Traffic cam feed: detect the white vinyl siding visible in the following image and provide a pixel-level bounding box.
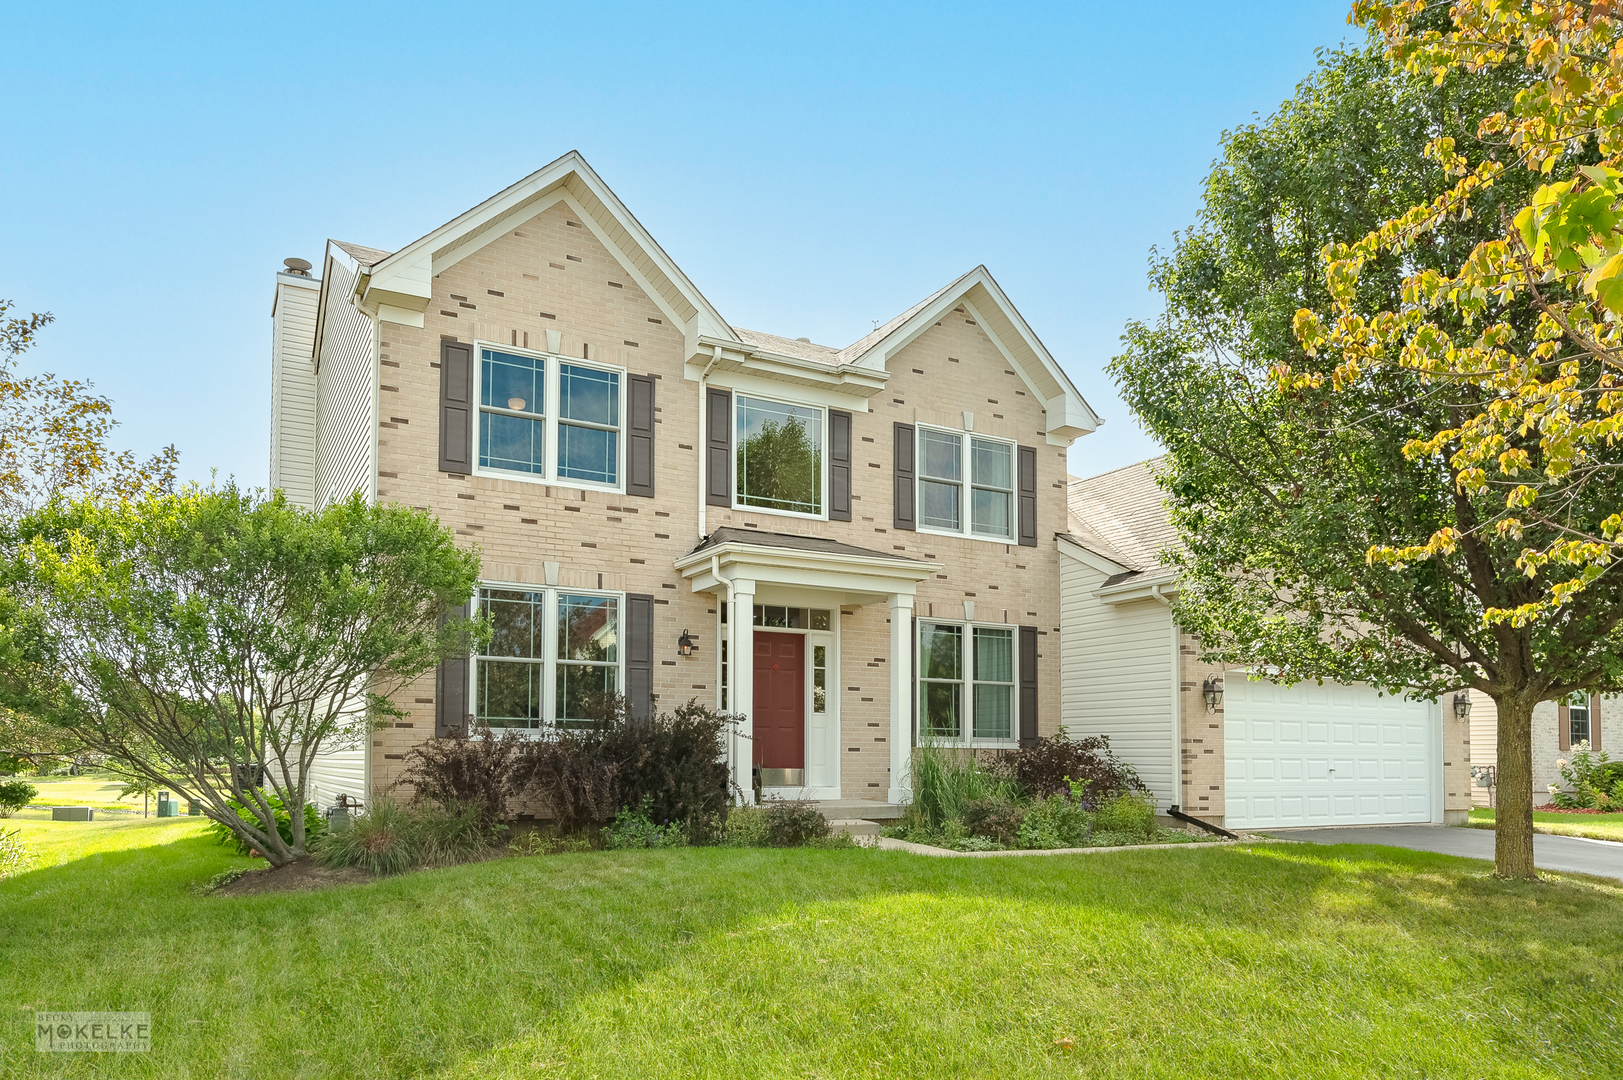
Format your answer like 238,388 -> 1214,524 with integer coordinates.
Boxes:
1057,553 -> 1175,804
315,258 -> 377,508
269,276 -> 319,509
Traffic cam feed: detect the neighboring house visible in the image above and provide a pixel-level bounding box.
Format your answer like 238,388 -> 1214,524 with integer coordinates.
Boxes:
1465,691 -> 1618,807
1058,459 -> 1474,830
268,151 -> 1098,811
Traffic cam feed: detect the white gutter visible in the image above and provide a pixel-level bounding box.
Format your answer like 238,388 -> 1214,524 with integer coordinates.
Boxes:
1150,582 -> 1181,812
697,343 -> 722,540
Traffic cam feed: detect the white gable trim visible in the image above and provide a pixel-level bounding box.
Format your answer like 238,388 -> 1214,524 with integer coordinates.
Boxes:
1057,532 -> 1131,577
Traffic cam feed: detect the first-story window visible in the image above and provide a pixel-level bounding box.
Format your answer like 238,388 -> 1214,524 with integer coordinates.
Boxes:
918,621 -> 1016,743
475,585 -> 620,730
477,344 -> 622,488
736,395 -> 824,515
1570,697 -> 1592,747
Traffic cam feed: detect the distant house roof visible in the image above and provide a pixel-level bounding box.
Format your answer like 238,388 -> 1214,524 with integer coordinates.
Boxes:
331,240 -> 393,267
1065,457 -> 1182,574
690,527 -> 926,564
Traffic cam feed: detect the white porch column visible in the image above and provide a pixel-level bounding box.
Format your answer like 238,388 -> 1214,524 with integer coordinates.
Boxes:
888,593 -> 914,804
731,577 -> 757,803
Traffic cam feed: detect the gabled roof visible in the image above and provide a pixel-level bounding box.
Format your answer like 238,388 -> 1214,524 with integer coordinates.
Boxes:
1065,457 -> 1182,574
331,240 -> 392,267
690,527 -> 926,564
347,150 -> 738,341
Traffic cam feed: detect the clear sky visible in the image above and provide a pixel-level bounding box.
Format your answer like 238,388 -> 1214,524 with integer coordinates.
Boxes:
1,1 -> 1357,488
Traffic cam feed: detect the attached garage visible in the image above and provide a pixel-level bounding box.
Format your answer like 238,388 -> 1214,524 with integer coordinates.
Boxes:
1224,677 -> 1439,830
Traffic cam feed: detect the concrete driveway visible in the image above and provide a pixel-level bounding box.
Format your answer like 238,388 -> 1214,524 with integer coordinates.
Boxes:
1273,825 -> 1623,882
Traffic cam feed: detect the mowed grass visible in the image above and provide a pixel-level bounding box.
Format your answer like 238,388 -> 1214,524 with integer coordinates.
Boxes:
14,771 -> 150,814
1469,806 -> 1623,843
1,822 -> 1620,1078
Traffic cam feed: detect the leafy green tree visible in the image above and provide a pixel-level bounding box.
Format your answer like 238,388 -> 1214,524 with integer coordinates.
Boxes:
1109,35 -> 1623,878
6,483 -> 484,866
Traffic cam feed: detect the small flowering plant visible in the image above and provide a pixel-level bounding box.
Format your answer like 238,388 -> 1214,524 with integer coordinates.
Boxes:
1550,744 -> 1621,810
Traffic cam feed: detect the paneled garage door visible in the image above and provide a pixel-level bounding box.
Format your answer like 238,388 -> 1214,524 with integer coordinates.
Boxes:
1224,678 -> 1435,829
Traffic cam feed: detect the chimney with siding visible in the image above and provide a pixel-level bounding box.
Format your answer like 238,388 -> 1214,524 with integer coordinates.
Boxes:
270,258 -> 320,509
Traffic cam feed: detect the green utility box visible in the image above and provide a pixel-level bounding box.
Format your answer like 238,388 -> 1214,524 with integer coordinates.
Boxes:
156,790 -> 178,818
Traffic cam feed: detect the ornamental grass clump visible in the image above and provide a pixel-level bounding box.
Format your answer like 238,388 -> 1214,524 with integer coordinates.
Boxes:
311,799 -> 501,875
0,828 -> 30,879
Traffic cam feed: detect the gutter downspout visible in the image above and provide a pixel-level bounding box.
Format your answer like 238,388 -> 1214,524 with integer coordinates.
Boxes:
1150,583 -> 1180,817
697,344 -> 723,540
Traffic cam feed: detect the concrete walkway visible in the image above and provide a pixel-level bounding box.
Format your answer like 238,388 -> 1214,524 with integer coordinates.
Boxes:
1275,825 -> 1623,882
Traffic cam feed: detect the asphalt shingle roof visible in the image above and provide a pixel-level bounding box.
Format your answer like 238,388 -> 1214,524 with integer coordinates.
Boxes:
1065,457 -> 1182,574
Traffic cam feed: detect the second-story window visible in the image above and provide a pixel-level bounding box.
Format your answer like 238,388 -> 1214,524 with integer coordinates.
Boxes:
477,345 -> 622,488
917,426 -> 1014,540
736,395 -> 824,516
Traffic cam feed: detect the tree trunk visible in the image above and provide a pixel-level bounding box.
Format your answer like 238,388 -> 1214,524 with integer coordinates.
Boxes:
1493,694 -> 1538,879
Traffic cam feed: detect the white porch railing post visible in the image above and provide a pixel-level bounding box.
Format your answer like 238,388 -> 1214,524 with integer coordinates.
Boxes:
888,593 -> 914,804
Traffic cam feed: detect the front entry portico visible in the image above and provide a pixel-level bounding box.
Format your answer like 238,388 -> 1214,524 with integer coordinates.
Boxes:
675,528 -> 935,803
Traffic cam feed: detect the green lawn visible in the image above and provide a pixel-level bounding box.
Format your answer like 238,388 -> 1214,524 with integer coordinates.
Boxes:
1,820 -> 1619,1078
1469,806 -> 1623,842
12,771 -> 153,815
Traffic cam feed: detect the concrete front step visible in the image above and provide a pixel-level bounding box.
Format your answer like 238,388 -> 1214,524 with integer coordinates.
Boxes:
813,799 -> 905,822
827,819 -> 883,838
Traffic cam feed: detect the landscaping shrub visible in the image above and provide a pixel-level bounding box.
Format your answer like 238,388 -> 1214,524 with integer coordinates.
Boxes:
961,797 -> 1025,845
311,799 -> 499,874
206,790 -> 324,855
0,780 -> 38,818
1551,745 -> 1623,810
509,829 -> 594,856
1016,794 -> 1090,849
602,799 -> 689,849
910,741 -> 1018,828
1091,791 -> 1159,844
0,827 -> 29,879
762,799 -> 830,847
515,695 -> 735,834
720,805 -> 772,847
994,730 -> 1145,804
398,725 -> 528,828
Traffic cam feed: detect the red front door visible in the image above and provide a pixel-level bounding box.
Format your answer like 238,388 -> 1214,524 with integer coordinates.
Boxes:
753,632 -> 805,769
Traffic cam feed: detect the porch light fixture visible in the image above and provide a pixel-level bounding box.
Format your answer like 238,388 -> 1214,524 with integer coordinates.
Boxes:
1453,691 -> 1472,720
677,629 -> 697,658
1202,676 -> 1224,713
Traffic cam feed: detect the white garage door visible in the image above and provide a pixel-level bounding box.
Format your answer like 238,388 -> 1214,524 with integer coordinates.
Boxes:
1224,678 -> 1435,829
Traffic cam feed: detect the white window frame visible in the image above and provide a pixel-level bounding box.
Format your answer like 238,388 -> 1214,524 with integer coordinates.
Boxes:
732,392 -> 829,521
1570,696 -> 1593,747
471,340 -> 626,493
916,618 -> 1020,748
470,581 -> 625,734
914,424 -> 1016,543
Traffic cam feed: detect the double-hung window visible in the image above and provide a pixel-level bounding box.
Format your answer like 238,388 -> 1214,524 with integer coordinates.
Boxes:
474,586 -> 621,731
917,426 -> 1014,540
477,344 -> 622,488
736,395 -> 824,516
917,621 -> 1016,744
1569,697 -> 1592,748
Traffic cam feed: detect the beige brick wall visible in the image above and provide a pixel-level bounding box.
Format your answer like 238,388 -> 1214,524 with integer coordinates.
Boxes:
357,199 -> 1066,799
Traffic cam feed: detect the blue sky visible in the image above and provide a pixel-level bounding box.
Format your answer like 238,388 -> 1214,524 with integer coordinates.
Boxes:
1,1 -> 1356,487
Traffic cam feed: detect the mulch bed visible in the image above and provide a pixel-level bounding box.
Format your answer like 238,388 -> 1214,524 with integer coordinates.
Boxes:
1532,804 -> 1617,815
215,860 -> 375,896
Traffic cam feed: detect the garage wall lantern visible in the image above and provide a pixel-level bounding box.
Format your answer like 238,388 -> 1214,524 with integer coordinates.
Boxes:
1452,691 -> 1472,720
1202,676 -> 1224,713
677,629 -> 697,658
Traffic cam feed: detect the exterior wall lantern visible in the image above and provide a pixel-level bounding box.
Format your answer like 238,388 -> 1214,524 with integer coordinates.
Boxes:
1452,691 -> 1473,720
1201,676 -> 1224,713
677,629 -> 697,658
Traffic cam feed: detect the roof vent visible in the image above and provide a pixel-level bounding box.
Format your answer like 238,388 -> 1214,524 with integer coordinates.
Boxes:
795,336 -> 811,343
283,258 -> 313,276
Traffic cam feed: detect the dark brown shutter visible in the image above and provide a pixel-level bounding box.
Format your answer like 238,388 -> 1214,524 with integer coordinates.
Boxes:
1017,444 -> 1038,547
438,340 -> 475,474
1018,625 -> 1039,744
1559,703 -> 1570,752
625,593 -> 655,722
1592,697 -> 1601,750
829,409 -> 852,521
706,387 -> 732,507
626,374 -> 655,498
893,422 -> 915,531
435,602 -> 472,738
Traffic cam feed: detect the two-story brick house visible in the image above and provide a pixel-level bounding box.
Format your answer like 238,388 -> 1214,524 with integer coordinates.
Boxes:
269,151 -> 1097,811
